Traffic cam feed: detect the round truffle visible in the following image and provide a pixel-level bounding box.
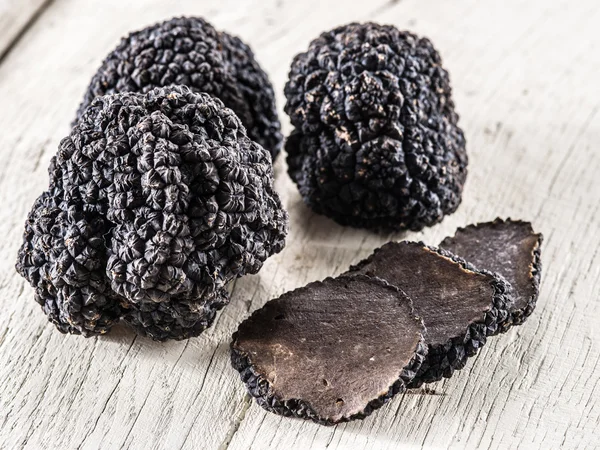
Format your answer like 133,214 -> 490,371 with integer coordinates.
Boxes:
231,275 -> 427,425
16,86 -> 288,340
76,16 -> 282,159
284,22 -> 467,231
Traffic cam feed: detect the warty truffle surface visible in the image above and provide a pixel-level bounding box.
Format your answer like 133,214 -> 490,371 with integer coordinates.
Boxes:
77,17 -> 282,158
16,86 -> 288,340
284,22 -> 467,231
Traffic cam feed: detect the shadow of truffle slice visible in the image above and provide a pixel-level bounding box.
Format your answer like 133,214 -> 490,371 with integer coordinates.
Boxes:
440,218 -> 543,331
230,275 -> 427,425
348,242 -> 511,387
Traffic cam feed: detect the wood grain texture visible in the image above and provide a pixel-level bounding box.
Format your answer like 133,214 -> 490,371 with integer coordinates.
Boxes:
0,0 -> 52,60
0,0 -> 598,449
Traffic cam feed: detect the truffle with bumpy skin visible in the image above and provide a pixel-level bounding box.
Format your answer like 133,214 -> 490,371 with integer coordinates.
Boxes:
124,287 -> 230,341
231,275 -> 427,425
284,22 -> 467,231
348,241 -> 511,387
16,86 -> 288,340
16,192 -> 124,337
440,219 -> 543,331
76,17 -> 282,159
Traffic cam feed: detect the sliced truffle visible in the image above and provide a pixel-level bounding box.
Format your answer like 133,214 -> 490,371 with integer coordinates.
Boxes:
231,275 -> 427,425
440,219 -> 543,330
348,242 -> 511,386
284,22 -> 467,231
76,17 -> 282,158
16,86 -> 288,339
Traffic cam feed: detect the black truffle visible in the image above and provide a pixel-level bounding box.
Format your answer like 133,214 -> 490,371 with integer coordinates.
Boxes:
231,275 -> 427,425
16,86 -> 288,340
76,17 -> 282,159
124,287 -> 230,341
440,219 -> 543,330
348,242 -> 511,387
16,193 -> 124,336
284,22 -> 467,231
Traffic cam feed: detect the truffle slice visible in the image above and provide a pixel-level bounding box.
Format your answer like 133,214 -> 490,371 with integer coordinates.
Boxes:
348,242 -> 511,387
231,275 -> 427,425
440,219 -> 543,330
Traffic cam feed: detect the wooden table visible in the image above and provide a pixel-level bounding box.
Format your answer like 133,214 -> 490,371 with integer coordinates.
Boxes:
1,1 -> 598,448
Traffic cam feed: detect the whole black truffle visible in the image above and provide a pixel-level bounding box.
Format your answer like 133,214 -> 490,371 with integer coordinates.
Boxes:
348,241 -> 511,386
76,17 -> 282,159
16,86 -> 288,340
284,23 -> 467,231
231,275 -> 427,425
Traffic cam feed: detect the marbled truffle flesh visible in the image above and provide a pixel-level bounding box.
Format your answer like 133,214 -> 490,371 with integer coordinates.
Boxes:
231,275 -> 427,424
349,241 -> 511,386
440,218 -> 543,330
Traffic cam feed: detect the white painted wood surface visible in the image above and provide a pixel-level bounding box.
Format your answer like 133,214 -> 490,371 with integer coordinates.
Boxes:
0,0 -> 598,448
0,0 -> 49,59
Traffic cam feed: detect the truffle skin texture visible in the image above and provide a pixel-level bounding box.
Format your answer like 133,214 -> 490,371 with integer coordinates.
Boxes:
15,192 -> 124,337
16,86 -> 288,340
231,275 -> 428,425
284,22 -> 467,231
348,242 -> 512,387
124,288 -> 230,341
440,218 -> 543,331
76,17 -> 282,159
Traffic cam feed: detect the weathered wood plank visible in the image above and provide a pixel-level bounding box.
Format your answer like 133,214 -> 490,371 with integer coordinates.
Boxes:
0,0 -> 598,449
0,0 -> 51,60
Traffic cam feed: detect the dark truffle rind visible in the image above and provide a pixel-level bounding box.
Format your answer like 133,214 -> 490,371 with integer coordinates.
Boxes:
76,17 -> 282,158
15,192 -> 124,336
348,242 -> 511,387
440,218 -> 543,331
16,86 -> 288,339
231,275 -> 428,425
124,288 -> 230,341
284,22 -> 467,231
